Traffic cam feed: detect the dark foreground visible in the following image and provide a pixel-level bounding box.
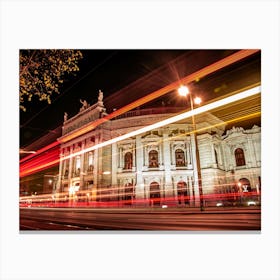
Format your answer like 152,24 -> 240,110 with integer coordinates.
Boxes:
20,207 -> 261,231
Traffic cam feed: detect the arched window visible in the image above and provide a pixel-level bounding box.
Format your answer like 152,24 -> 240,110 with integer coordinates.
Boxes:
235,148 -> 246,166
64,159 -> 69,178
150,182 -> 160,206
87,152 -> 93,171
177,181 -> 190,205
74,156 -> 81,176
124,152 -> 133,170
64,169 -> 69,178
175,149 -> 185,167
124,183 -> 134,205
238,178 -> 251,192
149,150 -> 159,168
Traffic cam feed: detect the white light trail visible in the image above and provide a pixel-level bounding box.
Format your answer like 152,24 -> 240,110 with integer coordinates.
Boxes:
63,85 -> 261,160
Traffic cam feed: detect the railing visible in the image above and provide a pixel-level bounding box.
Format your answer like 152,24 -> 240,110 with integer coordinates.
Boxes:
114,107 -> 185,120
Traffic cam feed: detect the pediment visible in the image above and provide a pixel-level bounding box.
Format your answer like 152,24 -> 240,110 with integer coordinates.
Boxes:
142,132 -> 161,139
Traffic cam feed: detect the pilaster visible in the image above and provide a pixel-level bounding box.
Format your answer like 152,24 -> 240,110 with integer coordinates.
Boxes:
135,135 -> 145,205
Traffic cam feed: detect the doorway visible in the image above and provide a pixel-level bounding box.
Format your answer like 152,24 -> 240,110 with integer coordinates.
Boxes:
149,182 -> 161,206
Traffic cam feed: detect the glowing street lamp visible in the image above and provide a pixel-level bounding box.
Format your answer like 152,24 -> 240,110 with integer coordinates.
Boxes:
178,85 -> 204,211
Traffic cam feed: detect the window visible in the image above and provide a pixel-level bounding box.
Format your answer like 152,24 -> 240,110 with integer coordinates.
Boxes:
238,178 -> 252,192
150,182 -> 160,206
64,169 -> 69,179
235,148 -> 246,166
175,149 -> 185,167
75,156 -> 81,169
63,184 -> 68,192
124,183 -> 134,205
88,152 -> 93,171
149,150 -> 159,168
86,180 -> 93,190
64,159 -> 69,178
124,152 -> 133,170
177,181 -> 190,205
74,156 -> 81,176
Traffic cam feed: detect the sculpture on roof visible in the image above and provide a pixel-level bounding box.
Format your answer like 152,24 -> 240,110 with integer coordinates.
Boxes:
98,90 -> 103,102
79,99 -> 89,111
64,112 -> 68,122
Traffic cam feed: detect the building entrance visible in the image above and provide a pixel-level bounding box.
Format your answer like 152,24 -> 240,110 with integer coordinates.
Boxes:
177,181 -> 190,205
149,182 -> 161,206
124,183 -> 134,205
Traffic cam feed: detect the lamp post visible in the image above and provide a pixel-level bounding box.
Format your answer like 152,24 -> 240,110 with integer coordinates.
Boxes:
178,85 -> 205,211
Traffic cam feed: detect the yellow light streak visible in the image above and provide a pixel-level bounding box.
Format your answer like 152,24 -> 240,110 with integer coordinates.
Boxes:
59,49 -> 260,143
82,110 -> 261,166
63,85 -> 261,161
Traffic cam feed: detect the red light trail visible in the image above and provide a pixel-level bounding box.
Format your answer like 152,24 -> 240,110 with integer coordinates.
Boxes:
20,49 -> 260,178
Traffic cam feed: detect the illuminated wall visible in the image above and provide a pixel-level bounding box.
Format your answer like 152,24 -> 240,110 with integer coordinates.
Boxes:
56,97 -> 261,206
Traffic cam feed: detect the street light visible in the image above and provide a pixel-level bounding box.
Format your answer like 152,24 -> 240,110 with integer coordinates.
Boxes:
178,85 -> 205,211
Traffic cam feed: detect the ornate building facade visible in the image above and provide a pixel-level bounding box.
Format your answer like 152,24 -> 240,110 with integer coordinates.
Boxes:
56,92 -> 261,207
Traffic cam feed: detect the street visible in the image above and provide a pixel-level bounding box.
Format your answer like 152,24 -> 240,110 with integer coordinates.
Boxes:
20,207 -> 261,231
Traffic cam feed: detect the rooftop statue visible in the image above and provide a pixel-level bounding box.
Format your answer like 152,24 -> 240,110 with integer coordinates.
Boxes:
64,112 -> 68,122
80,99 -> 89,111
98,90 -> 103,102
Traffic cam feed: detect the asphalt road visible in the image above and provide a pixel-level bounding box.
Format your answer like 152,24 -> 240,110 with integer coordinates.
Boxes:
20,207 -> 261,231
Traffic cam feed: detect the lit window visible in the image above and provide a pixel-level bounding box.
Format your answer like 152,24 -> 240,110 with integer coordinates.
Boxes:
175,149 -> 185,167
88,152 -> 93,171
88,152 -> 93,165
149,150 -> 159,168
124,183 -> 134,205
235,148 -> 246,166
75,156 -> 81,176
75,156 -> 81,169
124,152 -> 133,170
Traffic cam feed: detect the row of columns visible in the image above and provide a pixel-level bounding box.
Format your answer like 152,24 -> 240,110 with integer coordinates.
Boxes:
56,133 -> 202,206
57,140 -> 100,193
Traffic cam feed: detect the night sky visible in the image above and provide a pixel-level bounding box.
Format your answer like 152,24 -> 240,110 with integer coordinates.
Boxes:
20,49 -> 190,147
20,49 -> 261,148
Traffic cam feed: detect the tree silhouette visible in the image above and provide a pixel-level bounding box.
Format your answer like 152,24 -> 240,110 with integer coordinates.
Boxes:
20,49 -> 83,111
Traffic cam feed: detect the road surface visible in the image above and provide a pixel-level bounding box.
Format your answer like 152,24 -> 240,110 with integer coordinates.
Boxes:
20,207 -> 261,231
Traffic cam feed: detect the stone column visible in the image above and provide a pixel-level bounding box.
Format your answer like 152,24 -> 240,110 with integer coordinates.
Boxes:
187,140 -> 192,167
211,143 -> 217,168
221,142 -> 228,170
162,130 -> 173,202
170,143 -> 175,166
159,141 -> 163,166
144,145 -> 149,167
247,136 -> 257,168
80,141 -> 85,190
190,134 -> 200,207
56,151 -> 63,194
68,145 -> 73,183
111,142 -> 118,188
188,176 -> 195,206
135,135 -> 145,205
253,137 -> 261,167
119,147 -> 123,168
132,143 -> 136,169
92,142 -> 99,202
